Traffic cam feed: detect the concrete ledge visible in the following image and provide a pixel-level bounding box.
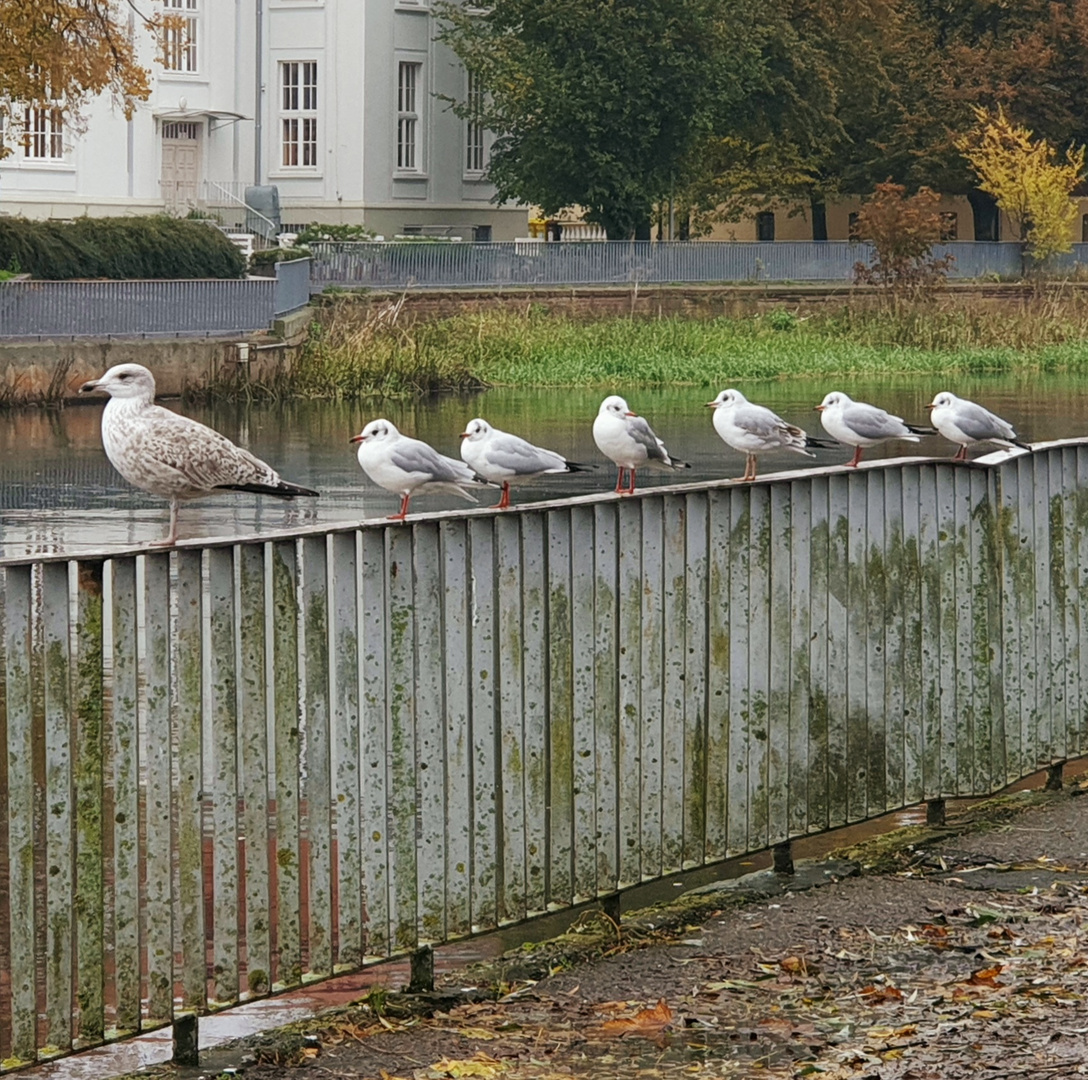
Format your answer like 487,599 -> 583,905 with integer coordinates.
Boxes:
272,305 -> 315,342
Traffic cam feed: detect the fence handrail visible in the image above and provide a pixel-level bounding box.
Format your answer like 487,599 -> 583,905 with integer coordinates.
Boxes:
0,442 -> 1049,570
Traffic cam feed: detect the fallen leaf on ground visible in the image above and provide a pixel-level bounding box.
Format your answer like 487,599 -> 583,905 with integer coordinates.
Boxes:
599,998 -> 675,1039
967,964 -> 1005,987
859,984 -> 904,1003
418,1052 -> 508,1079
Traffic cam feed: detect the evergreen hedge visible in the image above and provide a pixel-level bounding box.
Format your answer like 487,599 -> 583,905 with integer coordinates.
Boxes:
0,215 -> 247,280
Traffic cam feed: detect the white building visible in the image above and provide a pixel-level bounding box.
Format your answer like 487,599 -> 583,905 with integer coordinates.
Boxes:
0,1 -> 525,241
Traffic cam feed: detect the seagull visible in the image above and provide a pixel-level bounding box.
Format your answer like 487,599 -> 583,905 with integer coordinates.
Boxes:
816,390 -> 935,467
592,395 -> 690,494
707,388 -> 837,481
78,363 -> 318,545
459,418 -> 592,509
351,418 -> 491,519
926,391 -> 1031,461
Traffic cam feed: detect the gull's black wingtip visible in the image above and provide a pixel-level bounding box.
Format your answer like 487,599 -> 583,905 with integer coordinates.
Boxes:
216,480 -> 320,498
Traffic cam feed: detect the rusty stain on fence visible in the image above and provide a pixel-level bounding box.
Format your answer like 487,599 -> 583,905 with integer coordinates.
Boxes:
0,441 -> 1086,1067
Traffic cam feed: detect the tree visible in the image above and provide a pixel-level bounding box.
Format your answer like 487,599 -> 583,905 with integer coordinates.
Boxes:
0,0 -> 156,158
435,0 -> 772,240
853,181 -> 954,293
956,106 -> 1086,264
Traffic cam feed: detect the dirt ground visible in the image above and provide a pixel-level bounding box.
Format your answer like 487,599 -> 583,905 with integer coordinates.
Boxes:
188,784 -> 1088,1080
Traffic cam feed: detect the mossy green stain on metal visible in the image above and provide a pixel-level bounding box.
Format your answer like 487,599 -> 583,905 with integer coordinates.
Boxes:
73,566 -> 105,1040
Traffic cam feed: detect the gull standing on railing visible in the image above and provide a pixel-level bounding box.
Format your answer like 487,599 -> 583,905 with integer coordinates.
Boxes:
707,388 -> 837,481
816,390 -> 934,467
78,363 -> 319,546
459,418 -> 592,509
351,418 -> 493,520
592,395 -> 690,494
927,391 -> 1031,461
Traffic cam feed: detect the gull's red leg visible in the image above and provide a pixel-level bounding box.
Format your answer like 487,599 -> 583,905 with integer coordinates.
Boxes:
614,467 -> 626,493
953,445 -> 968,462
627,469 -> 637,494
389,493 -> 410,520
498,482 -> 511,510
850,446 -> 863,468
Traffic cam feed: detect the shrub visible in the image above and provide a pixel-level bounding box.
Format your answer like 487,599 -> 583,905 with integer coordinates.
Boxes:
853,183 -> 954,295
249,246 -> 312,274
294,222 -> 375,244
0,215 -> 246,279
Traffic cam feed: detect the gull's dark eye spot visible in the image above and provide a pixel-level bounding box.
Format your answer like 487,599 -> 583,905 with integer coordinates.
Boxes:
119,373 -> 131,380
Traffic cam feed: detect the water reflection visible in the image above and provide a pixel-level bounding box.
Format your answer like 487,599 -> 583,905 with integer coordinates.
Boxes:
2,373 -> 1087,557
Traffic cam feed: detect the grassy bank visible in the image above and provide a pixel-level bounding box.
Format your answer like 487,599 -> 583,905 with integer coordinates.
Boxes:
283,293 -> 1088,398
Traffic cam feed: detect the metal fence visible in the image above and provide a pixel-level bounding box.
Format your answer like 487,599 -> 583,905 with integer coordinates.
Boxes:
273,257 -> 312,317
0,260 -> 311,339
0,442 -> 1085,1067
311,239 -> 1088,289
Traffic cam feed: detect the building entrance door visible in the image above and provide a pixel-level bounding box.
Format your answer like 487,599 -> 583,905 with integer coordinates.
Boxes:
161,121 -> 202,212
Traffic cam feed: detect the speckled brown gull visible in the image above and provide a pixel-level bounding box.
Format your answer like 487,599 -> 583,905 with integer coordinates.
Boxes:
79,363 -> 318,545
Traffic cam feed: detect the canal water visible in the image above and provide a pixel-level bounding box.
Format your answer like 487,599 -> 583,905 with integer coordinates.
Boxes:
2,373 -> 1087,557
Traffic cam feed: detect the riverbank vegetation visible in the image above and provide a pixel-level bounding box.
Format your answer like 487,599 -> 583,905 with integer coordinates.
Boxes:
280,291 -> 1088,398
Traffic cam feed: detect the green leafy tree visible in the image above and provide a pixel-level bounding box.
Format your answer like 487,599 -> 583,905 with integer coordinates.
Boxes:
435,0 -> 772,240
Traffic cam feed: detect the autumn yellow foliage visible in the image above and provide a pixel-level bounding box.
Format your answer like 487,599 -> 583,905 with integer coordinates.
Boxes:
0,0 -> 155,157
957,106 -> 1086,264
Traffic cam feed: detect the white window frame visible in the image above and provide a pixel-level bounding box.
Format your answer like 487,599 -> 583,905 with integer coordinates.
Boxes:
464,69 -> 486,178
161,0 -> 199,75
22,105 -> 65,162
279,60 -> 319,170
396,60 -> 423,174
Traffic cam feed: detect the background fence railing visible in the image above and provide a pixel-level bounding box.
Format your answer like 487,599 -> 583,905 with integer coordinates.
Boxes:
0,442 -> 1085,1067
311,239 -> 1088,289
0,259 -> 311,340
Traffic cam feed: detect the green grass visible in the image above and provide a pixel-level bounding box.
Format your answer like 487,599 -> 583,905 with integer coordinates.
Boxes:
277,295 -> 1088,398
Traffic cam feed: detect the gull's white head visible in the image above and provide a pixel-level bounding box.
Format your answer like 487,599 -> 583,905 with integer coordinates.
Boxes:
79,363 -> 156,402
460,418 -> 492,442
599,395 -> 634,418
706,388 -> 747,409
928,391 -> 956,411
350,418 -> 400,445
816,391 -> 849,412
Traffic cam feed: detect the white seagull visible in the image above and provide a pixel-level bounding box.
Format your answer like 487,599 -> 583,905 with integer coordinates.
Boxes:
592,395 -> 690,494
816,390 -> 934,467
78,363 -> 318,546
351,418 -> 491,519
459,418 -> 591,509
707,388 -> 837,481
926,391 -> 1030,461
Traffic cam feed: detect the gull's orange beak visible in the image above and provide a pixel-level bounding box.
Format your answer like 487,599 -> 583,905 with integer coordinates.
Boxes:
459,431 -> 471,439
625,411 -> 637,417
924,403 -> 935,410
815,405 -> 825,412
349,434 -> 365,444
705,401 -> 717,408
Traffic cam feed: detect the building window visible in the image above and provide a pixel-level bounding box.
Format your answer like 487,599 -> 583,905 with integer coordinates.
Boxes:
397,61 -> 422,171
280,61 -> 318,167
848,211 -> 860,239
465,70 -> 485,174
940,212 -> 958,241
23,106 -> 64,160
162,0 -> 198,73
1081,214 -> 1088,243
755,211 -> 775,242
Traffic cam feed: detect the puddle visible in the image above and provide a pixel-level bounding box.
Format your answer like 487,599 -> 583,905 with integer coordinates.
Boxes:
18,759 -> 1085,1080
